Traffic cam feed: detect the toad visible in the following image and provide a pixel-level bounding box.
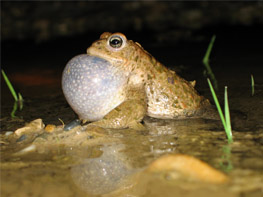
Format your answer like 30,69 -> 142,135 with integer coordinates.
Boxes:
63,32 -> 211,130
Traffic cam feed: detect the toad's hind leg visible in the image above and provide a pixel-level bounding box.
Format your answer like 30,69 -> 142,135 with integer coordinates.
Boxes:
88,99 -> 147,130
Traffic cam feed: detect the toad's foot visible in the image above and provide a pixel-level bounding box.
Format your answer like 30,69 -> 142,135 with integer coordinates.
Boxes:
88,99 -> 147,130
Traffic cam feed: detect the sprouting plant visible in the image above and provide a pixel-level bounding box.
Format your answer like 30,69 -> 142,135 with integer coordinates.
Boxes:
1,69 -> 24,117
208,78 -> 233,143
251,74 -> 255,96
203,35 -> 218,90
202,35 -> 232,142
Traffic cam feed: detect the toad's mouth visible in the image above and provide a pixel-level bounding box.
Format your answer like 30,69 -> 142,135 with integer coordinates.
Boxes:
87,47 -> 125,65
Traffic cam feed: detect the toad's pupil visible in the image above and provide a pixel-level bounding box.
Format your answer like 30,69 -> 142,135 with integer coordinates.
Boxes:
110,37 -> 122,48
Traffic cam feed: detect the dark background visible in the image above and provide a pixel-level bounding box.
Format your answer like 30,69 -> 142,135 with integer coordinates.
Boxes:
1,1 -> 262,127
2,1 -> 262,72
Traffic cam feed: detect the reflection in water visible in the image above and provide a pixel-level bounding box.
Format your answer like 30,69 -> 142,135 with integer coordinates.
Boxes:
70,144 -> 133,195
220,145 -> 233,172
70,117 -> 221,195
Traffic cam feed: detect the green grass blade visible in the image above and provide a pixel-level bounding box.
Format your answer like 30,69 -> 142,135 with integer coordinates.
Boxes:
203,35 -> 218,90
207,78 -> 227,132
251,74 -> 254,96
18,93 -> 24,110
1,69 -> 18,101
11,101 -> 18,118
224,86 -> 232,143
203,35 -> 216,63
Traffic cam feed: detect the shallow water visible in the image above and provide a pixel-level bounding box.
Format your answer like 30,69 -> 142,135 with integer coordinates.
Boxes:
1,118 -> 262,197
1,36 -> 263,196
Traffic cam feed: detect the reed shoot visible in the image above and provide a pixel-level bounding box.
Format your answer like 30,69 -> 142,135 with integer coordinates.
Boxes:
251,74 -> 255,96
203,35 -> 218,90
1,69 -> 24,117
208,78 -> 233,143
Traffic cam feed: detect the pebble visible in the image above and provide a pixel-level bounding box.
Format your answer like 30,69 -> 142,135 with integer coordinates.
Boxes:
146,154 -> 229,184
5,131 -> 14,136
14,119 -> 45,136
16,134 -> 27,142
13,144 -> 36,156
45,124 -> 56,133
64,119 -> 81,131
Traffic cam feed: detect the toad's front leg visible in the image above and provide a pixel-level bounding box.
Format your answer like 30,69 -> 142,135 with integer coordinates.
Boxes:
88,87 -> 147,130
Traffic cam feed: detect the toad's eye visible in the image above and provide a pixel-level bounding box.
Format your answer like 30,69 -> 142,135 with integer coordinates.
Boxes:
109,35 -> 123,48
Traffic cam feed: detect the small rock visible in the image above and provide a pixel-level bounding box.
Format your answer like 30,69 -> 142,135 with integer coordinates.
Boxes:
13,144 -> 36,156
16,134 -> 27,142
64,119 -> 81,131
45,124 -> 56,133
14,119 -> 45,136
14,126 -> 32,136
5,131 -> 13,136
27,118 -> 45,130
146,154 -> 229,184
